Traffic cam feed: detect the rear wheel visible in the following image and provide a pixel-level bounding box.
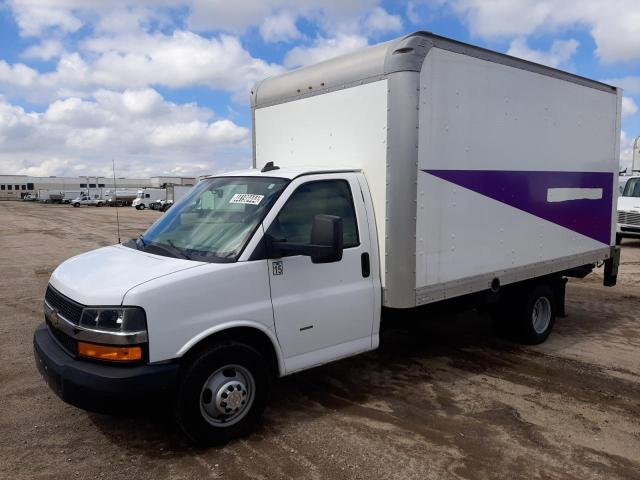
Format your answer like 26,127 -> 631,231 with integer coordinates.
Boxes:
175,342 -> 271,446
492,283 -> 556,344
73,203 -> 80,207
97,202 -> 103,207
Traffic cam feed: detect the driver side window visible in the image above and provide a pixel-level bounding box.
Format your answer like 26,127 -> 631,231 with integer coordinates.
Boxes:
269,179 -> 359,248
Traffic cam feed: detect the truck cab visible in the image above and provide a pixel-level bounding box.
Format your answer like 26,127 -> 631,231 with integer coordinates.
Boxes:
34,167 -> 381,444
616,176 -> 640,244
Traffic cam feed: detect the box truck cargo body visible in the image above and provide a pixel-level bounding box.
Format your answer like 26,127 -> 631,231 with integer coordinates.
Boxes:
34,32 -> 621,445
253,33 -> 621,308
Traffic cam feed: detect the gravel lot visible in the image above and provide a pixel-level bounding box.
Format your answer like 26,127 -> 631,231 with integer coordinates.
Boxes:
1,201 -> 639,480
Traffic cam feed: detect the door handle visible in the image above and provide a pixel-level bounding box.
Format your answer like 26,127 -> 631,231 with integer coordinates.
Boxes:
361,252 -> 370,278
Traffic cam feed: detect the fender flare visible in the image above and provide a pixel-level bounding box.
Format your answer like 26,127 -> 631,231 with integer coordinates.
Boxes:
176,320 -> 286,377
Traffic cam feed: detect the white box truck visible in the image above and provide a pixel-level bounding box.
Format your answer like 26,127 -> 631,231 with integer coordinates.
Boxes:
34,32 -> 621,445
132,188 -> 166,210
616,137 -> 640,243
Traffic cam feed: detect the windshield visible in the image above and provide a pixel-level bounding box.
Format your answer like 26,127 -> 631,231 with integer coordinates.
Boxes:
622,178 -> 640,197
128,176 -> 288,262
136,192 -> 144,198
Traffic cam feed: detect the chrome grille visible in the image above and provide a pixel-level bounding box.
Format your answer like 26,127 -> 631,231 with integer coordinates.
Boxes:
617,211 -> 640,227
45,285 -> 84,324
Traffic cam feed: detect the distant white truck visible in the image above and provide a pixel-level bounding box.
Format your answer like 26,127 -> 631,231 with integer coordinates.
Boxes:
71,194 -> 104,207
161,185 -> 193,211
133,188 -> 166,210
35,32 -> 621,446
616,175 -> 640,243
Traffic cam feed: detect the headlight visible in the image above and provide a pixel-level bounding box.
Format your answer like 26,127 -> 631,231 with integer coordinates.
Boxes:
79,307 -> 147,333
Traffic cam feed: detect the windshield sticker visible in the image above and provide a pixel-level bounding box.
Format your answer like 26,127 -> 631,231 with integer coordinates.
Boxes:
229,193 -> 264,205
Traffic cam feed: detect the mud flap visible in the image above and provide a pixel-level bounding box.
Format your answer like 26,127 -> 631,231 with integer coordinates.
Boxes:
603,246 -> 621,287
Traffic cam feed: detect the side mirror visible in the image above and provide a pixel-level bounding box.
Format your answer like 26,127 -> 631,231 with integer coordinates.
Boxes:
309,214 -> 343,263
268,214 -> 343,264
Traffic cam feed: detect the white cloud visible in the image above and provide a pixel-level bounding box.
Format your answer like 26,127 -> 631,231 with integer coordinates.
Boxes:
444,0 -> 640,63
0,90 -> 250,177
364,7 -> 402,34
0,32 -> 283,103
22,39 -> 65,60
622,96 -> 638,118
260,11 -> 301,43
284,34 -> 369,68
605,76 -> 640,94
187,0 -> 379,33
0,60 -> 39,87
9,1 -> 83,36
620,131 -> 635,170
506,37 -> 579,68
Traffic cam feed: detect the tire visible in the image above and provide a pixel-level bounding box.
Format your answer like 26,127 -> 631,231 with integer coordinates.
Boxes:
517,284 -> 556,345
491,283 -> 556,344
616,233 -> 623,245
139,204 -> 145,210
97,202 -> 103,207
73,203 -> 80,207
175,342 -> 271,446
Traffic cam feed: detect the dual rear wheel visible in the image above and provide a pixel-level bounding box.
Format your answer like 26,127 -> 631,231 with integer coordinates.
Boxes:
492,282 -> 557,344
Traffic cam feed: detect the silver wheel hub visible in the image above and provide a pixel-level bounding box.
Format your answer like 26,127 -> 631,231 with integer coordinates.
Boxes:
216,381 -> 247,413
532,297 -> 551,334
200,364 -> 255,426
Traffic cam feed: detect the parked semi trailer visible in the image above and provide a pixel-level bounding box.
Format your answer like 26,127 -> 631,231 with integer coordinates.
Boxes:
105,189 -> 138,207
34,32 -> 621,445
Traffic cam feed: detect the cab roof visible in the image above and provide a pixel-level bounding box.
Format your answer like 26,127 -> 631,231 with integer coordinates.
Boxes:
205,166 -> 360,181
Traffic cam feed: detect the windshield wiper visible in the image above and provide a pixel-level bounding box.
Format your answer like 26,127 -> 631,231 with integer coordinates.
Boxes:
136,234 -> 146,250
166,239 -> 192,260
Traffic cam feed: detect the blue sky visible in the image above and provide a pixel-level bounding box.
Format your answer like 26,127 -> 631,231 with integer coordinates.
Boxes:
0,0 -> 638,177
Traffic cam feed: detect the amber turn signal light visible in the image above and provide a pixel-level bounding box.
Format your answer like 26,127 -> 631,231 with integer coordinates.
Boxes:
78,342 -> 143,362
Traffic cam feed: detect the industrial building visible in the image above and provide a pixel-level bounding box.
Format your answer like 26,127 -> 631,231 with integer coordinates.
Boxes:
0,175 -> 196,200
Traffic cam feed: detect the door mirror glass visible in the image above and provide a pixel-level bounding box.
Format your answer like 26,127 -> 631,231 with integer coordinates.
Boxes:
309,214 -> 343,263
268,214 -> 343,263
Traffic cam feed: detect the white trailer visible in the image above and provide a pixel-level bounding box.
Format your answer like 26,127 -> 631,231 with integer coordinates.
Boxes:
35,32 -> 621,446
132,188 -> 166,210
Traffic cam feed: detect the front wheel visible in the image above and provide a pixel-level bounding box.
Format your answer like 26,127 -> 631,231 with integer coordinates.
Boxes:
73,203 -> 80,207
175,342 -> 271,446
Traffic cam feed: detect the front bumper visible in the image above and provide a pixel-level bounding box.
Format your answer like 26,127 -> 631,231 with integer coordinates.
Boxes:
617,224 -> 640,237
33,323 -> 179,411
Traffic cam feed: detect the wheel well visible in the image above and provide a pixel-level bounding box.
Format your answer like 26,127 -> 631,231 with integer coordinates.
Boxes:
182,327 -> 280,378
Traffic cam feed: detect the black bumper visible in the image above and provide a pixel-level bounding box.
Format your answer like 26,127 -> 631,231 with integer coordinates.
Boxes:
33,323 -> 179,412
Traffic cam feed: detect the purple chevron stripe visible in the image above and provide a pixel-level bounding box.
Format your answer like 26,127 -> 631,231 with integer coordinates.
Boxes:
423,169 -> 613,244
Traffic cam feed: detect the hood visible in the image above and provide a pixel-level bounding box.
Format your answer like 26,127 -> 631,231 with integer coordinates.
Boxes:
50,244 -> 205,305
617,196 -> 640,213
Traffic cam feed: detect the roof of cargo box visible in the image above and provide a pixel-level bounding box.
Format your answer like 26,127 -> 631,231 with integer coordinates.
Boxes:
251,31 -> 617,109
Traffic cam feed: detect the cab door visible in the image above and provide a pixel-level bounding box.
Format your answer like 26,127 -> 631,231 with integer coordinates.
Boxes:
263,174 -> 376,373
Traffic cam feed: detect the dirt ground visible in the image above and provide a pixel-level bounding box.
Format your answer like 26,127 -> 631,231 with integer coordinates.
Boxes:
0,201 -> 638,480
